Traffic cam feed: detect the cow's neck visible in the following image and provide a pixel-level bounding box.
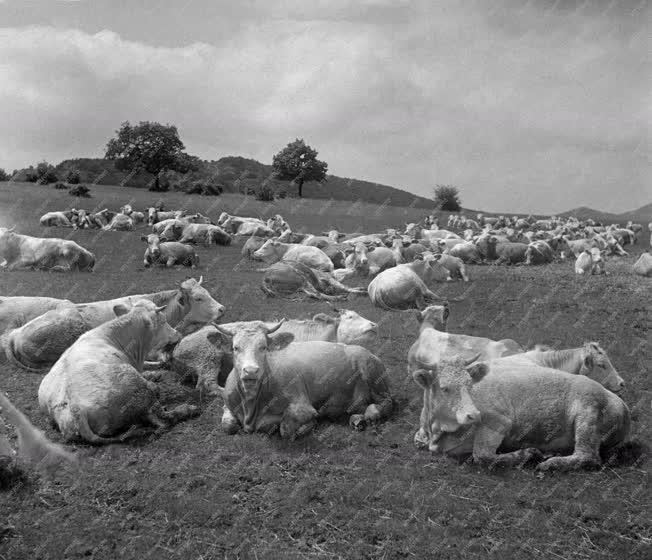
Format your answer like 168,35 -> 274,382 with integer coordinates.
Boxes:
105,314 -> 153,371
539,348 -> 582,374
143,289 -> 189,329
237,366 -> 271,432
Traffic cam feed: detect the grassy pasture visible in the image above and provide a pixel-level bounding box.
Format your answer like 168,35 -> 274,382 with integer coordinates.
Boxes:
0,181 -> 650,560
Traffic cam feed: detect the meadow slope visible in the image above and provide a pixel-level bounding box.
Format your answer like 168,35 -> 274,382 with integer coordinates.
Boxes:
0,181 -> 650,560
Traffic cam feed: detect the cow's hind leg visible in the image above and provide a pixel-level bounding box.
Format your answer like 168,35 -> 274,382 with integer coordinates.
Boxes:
536,411 -> 601,472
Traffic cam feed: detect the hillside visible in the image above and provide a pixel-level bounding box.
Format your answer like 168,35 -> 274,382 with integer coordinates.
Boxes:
10,157 -> 436,210
560,205 -> 651,226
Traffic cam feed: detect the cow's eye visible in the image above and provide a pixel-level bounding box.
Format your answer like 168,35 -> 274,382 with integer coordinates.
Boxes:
233,346 -> 241,352
441,386 -> 449,394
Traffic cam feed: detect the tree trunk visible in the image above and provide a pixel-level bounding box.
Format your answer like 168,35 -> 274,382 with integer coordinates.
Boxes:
155,174 -> 160,191
297,178 -> 304,197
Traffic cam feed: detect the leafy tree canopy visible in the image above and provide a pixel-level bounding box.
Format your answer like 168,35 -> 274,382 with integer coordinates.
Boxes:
433,184 -> 461,212
272,138 -> 328,197
105,121 -> 193,190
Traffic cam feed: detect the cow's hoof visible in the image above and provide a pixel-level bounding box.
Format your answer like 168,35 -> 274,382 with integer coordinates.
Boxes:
349,414 -> 366,431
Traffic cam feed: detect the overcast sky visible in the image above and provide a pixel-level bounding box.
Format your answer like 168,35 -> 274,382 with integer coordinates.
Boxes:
0,0 -> 649,214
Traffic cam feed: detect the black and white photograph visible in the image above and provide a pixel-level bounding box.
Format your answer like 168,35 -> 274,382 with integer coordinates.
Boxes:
0,1 -> 650,558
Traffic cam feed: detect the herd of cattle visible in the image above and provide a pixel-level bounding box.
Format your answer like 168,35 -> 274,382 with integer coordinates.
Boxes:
0,203 -> 650,479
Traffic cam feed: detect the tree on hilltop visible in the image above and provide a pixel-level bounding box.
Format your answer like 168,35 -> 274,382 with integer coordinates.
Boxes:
433,185 -> 461,211
272,138 -> 328,197
105,121 -> 196,191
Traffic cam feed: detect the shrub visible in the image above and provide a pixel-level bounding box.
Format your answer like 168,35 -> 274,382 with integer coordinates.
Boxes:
65,169 -> 81,184
277,189 -> 287,199
433,185 -> 461,211
255,184 -> 275,202
36,161 -> 58,184
53,182 -> 69,190
182,181 -> 223,196
0,168 -> 9,181
69,184 -> 91,198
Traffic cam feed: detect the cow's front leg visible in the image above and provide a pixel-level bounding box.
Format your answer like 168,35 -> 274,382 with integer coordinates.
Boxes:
221,408 -> 240,434
166,257 -> 176,268
280,403 -> 318,440
472,423 -> 541,469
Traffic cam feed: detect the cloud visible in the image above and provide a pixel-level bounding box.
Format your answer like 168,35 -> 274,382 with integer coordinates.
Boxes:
0,2 -> 649,213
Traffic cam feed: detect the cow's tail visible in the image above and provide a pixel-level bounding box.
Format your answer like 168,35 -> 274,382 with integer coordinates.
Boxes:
75,408 -> 146,446
3,333 -> 46,372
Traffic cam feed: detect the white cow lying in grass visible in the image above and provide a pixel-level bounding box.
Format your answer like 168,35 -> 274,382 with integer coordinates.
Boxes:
253,239 -> 334,273
171,309 -> 378,395
215,321 -> 393,437
39,300 -> 200,444
142,234 -> 199,268
0,227 -> 95,271
633,252 -> 652,277
414,358 -> 630,471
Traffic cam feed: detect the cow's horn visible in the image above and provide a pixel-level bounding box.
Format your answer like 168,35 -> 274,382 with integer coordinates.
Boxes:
7,226 -> 15,232
155,305 -> 167,313
264,319 -> 286,334
213,323 -> 236,337
464,353 -> 481,366
198,275 -> 203,285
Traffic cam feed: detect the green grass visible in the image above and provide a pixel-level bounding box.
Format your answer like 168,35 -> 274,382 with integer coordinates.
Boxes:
0,181 -> 650,560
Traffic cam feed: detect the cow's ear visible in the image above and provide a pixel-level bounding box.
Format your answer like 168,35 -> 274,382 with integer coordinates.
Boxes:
113,304 -> 130,317
466,362 -> 488,382
412,369 -> 433,389
269,332 -> 294,351
583,354 -> 593,368
367,246 -> 376,252
443,305 -> 450,321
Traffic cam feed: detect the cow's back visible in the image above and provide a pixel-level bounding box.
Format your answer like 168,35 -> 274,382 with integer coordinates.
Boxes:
0,296 -> 74,337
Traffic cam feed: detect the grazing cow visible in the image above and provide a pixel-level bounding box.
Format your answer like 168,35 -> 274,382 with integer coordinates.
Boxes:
142,234 -> 198,268
447,242 -> 482,264
215,321 -> 393,437
261,261 -> 366,301
177,224 -> 231,246
499,342 -> 625,393
0,228 -> 94,272
417,359 -> 630,471
4,278 -> 225,370
335,242 -> 397,280
104,213 -> 134,231
39,212 -> 72,227
38,300 -> 200,444
0,391 -> 77,476
253,240 -> 334,272
633,252 -> 652,277
431,253 -> 468,281
171,309 -> 377,394
367,254 -> 451,310
574,249 -> 604,275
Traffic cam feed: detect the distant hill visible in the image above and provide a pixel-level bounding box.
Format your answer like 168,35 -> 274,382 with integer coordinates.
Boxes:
23,156 -> 436,210
560,204 -> 651,225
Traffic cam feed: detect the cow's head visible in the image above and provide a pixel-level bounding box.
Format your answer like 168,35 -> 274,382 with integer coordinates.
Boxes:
330,308 -> 378,346
353,242 -> 370,267
147,207 -> 157,225
580,342 -> 625,393
114,299 -> 182,354
142,234 -> 162,258
253,239 -> 282,261
214,320 -> 292,395
418,304 -> 449,331
177,277 -> 225,324
217,212 -> 230,226
413,356 -> 487,450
